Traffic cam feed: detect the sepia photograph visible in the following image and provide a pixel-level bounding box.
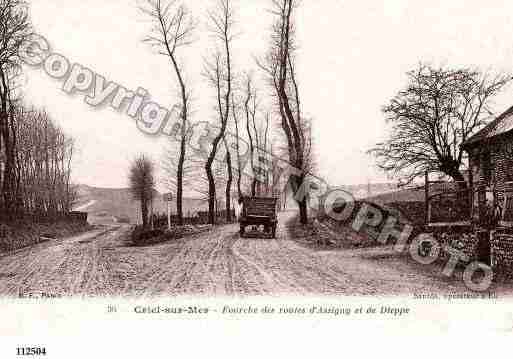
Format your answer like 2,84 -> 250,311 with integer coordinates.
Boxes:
1,0 -> 513,357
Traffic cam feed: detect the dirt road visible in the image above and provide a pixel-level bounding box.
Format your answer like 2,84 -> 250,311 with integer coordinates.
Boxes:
0,211 -> 479,297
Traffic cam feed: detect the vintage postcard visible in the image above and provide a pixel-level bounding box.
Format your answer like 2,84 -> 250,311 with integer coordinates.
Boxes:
0,0 -> 513,357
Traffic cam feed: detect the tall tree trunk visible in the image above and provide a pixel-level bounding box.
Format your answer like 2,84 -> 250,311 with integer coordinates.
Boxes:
176,165 -> 183,225
291,174 -> 308,223
442,162 -> 468,207
232,96 -> 242,200
297,196 -> 308,225
244,83 -> 256,197
206,161 -> 216,225
141,198 -> 149,228
176,118 -> 186,226
277,0 -> 307,224
0,68 -> 15,220
440,158 -> 467,188
251,179 -> 257,197
225,139 -> 233,222
204,0 -> 233,224
450,171 -> 467,188
169,53 -> 188,226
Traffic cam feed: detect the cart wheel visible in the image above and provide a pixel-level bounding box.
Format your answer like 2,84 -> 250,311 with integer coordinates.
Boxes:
240,225 -> 245,238
272,224 -> 277,239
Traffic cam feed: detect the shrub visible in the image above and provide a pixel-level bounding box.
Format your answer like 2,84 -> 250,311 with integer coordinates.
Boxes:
116,215 -> 131,224
131,227 -> 165,246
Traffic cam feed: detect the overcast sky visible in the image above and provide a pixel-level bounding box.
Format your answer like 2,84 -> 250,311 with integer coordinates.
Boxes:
21,0 -> 513,190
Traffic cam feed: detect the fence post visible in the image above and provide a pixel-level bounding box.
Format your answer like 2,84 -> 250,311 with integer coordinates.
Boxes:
425,171 -> 430,224
469,163 -> 474,220
167,200 -> 171,230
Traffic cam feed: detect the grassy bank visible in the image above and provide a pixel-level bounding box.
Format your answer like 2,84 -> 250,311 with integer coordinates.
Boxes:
284,199 -> 422,250
0,220 -> 93,253
131,224 -> 213,247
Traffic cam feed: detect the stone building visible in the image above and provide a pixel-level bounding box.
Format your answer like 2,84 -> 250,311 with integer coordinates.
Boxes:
462,105 -> 513,276
462,105 -> 513,219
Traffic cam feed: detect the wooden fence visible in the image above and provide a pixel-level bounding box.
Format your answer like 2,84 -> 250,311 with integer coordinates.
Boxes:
152,210 -> 236,227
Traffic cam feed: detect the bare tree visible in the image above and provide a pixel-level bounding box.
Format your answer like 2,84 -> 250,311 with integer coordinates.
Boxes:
203,0 -> 235,225
259,111 -> 271,195
223,136 -> 233,222
141,0 -> 195,225
270,141 -> 283,208
0,0 -> 31,218
14,106 -> 77,219
243,73 -> 258,197
231,92 -> 243,200
128,154 -> 156,228
259,0 -> 309,224
188,154 -> 227,202
161,141 -> 196,199
369,64 -> 512,186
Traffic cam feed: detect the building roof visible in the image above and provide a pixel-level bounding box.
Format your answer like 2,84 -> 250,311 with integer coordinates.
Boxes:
463,105 -> 513,148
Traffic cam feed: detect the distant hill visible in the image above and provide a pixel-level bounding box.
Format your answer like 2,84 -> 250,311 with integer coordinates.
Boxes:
363,185 -> 426,225
74,185 -> 208,224
73,182 -> 418,225
339,183 -> 397,199
364,186 -> 425,205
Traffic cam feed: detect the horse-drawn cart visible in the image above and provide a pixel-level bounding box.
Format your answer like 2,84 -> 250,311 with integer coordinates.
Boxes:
239,197 -> 278,238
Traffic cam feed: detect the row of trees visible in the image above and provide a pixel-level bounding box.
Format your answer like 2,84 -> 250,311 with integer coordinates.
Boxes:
0,0 -> 77,221
15,107 -> 77,217
132,2 -> 513,227
138,0 -> 507,227
139,0 -> 313,226
0,0 -> 31,219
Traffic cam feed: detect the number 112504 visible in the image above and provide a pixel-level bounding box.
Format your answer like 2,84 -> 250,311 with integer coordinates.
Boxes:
16,347 -> 47,356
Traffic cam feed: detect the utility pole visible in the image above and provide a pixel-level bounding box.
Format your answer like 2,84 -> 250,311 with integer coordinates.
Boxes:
150,198 -> 154,230
164,193 -> 173,230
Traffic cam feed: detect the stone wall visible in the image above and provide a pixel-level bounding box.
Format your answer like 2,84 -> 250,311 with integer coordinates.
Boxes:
491,233 -> 513,278
68,211 -> 88,224
432,227 -> 480,263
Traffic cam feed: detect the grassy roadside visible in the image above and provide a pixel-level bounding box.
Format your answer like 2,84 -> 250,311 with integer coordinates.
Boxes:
286,200 -> 421,250
286,212 -> 377,249
0,220 -> 93,253
131,224 -> 214,246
